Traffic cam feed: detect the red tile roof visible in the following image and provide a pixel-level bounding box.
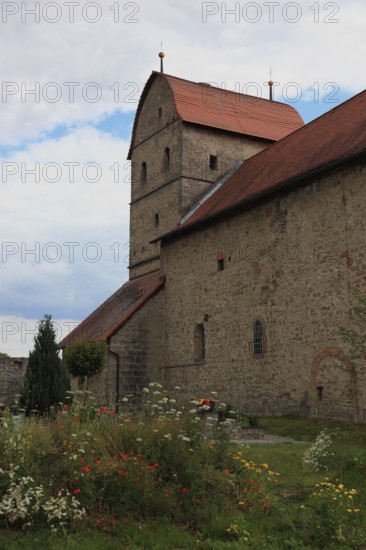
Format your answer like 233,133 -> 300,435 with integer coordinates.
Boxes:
160,88 -> 366,237
128,72 -> 304,158
59,272 -> 164,347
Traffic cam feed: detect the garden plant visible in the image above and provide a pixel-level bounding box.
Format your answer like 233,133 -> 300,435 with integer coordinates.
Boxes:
0,385 -> 365,549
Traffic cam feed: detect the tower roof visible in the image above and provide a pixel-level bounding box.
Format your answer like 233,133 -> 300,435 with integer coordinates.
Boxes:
128,72 -> 304,158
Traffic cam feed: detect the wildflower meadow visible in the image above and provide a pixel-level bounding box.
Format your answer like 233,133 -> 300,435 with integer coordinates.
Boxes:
0,385 -> 365,549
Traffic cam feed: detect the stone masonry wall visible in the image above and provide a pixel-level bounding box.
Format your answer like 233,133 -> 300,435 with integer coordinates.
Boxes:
181,124 -> 269,211
84,287 -> 165,405
0,357 -> 27,406
129,75 -> 271,279
160,162 -> 366,421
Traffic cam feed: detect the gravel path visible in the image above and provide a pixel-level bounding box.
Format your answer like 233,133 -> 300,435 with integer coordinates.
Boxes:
233,433 -> 308,445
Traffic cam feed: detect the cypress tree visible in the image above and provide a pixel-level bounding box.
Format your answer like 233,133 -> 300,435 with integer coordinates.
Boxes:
20,314 -> 70,415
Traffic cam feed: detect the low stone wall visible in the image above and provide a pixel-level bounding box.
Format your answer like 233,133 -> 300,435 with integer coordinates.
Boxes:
0,357 -> 28,406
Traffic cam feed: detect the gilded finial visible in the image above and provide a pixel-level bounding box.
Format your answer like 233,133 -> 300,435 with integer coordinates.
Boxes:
159,44 -> 165,73
268,67 -> 274,100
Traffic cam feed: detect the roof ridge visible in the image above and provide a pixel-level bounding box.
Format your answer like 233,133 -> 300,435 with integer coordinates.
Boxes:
158,70 -> 301,111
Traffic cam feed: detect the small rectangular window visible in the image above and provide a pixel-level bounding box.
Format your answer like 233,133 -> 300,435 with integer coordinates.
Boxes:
210,155 -> 218,170
158,107 -> 162,117
217,258 -> 224,271
154,213 -> 160,226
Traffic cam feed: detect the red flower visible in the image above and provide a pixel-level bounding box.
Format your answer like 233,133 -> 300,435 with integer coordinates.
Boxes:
196,498 -> 201,504
82,466 -> 90,472
96,460 -> 101,465
117,469 -> 123,475
223,469 -> 230,474
73,488 -> 81,495
182,487 -> 189,493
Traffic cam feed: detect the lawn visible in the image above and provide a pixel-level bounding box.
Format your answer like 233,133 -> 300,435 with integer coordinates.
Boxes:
0,389 -> 365,549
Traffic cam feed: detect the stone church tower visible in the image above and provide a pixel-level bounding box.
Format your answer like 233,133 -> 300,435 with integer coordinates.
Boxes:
127,70 -> 303,278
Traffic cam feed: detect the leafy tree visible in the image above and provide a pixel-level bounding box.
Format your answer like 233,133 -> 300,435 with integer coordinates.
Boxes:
63,338 -> 108,378
339,288 -> 366,371
0,352 -> 9,358
19,314 -> 70,415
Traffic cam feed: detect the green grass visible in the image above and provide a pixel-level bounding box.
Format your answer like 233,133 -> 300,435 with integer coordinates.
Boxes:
260,415 -> 366,444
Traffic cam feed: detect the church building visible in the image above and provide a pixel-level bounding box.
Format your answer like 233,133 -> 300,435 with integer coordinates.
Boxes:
60,68 -> 366,422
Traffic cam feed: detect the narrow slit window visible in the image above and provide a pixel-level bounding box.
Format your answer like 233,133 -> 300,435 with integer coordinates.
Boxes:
154,213 -> 159,227
158,107 -> 162,117
164,147 -> 170,171
210,154 -> 218,170
141,162 -> 147,185
194,324 -> 205,363
253,320 -> 264,356
317,386 -> 324,401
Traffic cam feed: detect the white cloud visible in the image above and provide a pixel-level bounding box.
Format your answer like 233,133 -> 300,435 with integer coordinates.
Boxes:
0,314 -> 79,357
0,126 -> 130,322
1,1 -> 366,145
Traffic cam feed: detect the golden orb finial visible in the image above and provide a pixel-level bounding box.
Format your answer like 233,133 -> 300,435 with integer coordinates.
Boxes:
159,50 -> 165,73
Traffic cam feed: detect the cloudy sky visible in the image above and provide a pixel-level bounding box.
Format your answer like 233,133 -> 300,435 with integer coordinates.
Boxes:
1,0 -> 365,356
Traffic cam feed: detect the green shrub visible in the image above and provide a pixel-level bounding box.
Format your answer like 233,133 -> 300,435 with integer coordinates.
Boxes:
63,339 -> 108,378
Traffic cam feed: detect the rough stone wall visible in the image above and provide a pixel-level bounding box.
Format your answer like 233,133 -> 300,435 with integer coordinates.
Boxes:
83,288 -> 165,405
129,75 -> 271,279
129,76 -> 183,277
181,124 -> 269,211
160,162 -> 366,422
0,357 -> 27,406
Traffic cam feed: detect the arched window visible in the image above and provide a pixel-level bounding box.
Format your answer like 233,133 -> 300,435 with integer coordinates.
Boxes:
253,320 -> 264,356
141,162 -> 147,184
194,324 -> 205,363
164,147 -> 170,171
